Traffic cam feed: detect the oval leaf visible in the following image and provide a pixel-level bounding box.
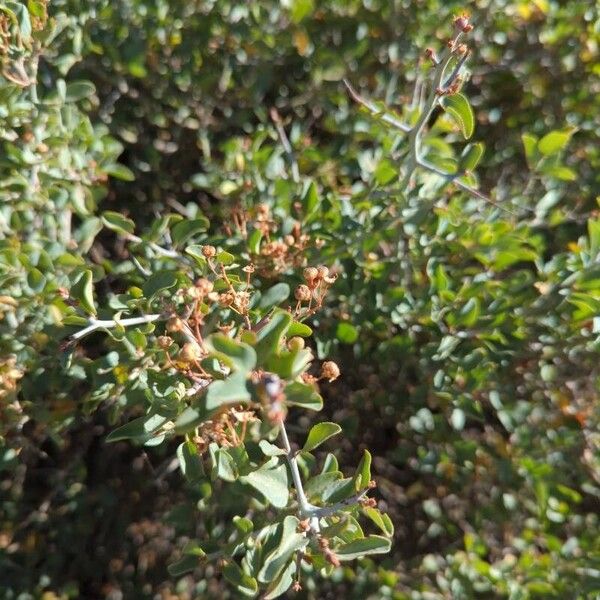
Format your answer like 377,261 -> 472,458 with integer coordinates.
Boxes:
441,93 -> 474,139
71,270 -> 96,316
240,463 -> 289,508
303,422 -> 342,452
335,535 -> 392,560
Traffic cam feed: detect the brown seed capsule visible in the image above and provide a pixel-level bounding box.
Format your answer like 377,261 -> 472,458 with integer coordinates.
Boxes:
166,317 -> 184,332
195,278 -> 214,295
202,245 -> 216,258
303,267 -> 318,283
321,361 -> 340,382
295,284 -> 311,302
288,337 -> 305,351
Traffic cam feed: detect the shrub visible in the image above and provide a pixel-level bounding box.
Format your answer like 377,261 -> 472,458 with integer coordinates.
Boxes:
2,2 -> 599,599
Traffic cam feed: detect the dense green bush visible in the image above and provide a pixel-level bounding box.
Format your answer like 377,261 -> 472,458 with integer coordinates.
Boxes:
1,1 -> 599,598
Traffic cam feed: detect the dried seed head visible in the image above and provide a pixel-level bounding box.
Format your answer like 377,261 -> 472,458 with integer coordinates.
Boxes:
234,291 -> 251,311
303,267 -> 318,283
321,361 -> 340,382
202,245 -> 216,258
166,316 -> 184,332
317,265 -> 329,279
195,278 -> 214,295
295,284 -> 311,302
219,291 -> 235,307
157,335 -> 173,349
242,264 -> 255,274
288,336 -> 305,351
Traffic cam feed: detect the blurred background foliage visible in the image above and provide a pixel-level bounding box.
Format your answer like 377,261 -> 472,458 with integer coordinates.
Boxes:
1,0 -> 600,598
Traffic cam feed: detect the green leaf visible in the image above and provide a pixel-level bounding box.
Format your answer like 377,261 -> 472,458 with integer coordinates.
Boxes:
233,516 -> 254,534
216,250 -> 235,265
65,81 -> 96,102
441,93 -> 475,139
264,560 -> 296,599
177,441 -> 205,483
11,2 -> 32,40
285,382 -> 323,411
185,245 -> 208,268
171,218 -> 209,247
362,507 -> 394,537
205,371 -> 251,412
27,268 -> 46,293
544,165 -> 577,181
459,142 -> 485,172
174,406 -> 208,434
538,128 -> 575,156
266,347 -> 312,380
167,554 -> 200,577
521,133 -> 539,168
353,450 -> 372,491
106,413 -> 168,443
102,211 -> 135,235
256,311 -> 292,363
210,444 -> 238,482
248,228 -> 263,254
258,516 -> 307,583
287,321 -> 312,337
71,270 -> 96,315
335,535 -> 392,560
259,440 -> 287,457
142,270 -> 178,300
240,463 -> 289,508
301,180 -> 319,216
223,562 -> 258,597
205,334 -> 257,372
303,422 -> 342,452
336,322 -> 358,344
289,0 -> 314,23
305,471 -> 343,501
259,283 -> 290,309
103,163 -> 135,181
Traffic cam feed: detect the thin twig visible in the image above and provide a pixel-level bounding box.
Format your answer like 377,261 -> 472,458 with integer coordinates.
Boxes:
343,79 -> 411,133
403,33 -> 463,188
270,108 -> 300,183
279,422 -> 320,532
71,313 -> 163,341
309,489 -> 370,518
124,232 -> 181,259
